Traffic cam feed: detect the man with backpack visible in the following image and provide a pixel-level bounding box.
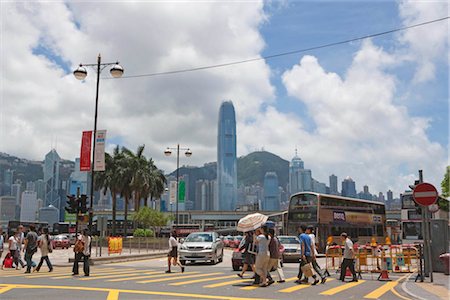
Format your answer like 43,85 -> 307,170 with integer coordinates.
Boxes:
72,229 -> 91,276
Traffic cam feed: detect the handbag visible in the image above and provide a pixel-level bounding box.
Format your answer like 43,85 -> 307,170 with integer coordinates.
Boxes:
301,262 -> 314,277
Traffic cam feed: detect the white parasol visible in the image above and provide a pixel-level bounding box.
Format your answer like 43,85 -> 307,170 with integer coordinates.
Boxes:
236,213 -> 268,232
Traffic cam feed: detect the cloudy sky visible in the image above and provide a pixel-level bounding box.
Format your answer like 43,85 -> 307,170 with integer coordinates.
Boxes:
1,0 -> 448,197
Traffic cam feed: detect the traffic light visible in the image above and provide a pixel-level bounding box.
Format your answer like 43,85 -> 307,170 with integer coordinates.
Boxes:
65,195 -> 78,214
79,195 -> 88,214
409,180 -> 422,214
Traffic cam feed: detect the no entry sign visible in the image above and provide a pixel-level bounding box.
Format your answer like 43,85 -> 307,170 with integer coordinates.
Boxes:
413,182 -> 438,206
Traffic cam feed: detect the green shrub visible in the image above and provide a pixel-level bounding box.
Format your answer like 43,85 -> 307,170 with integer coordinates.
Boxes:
133,228 -> 154,237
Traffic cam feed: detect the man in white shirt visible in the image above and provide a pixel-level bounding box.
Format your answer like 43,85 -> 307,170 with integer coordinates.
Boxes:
339,232 -> 358,282
306,226 -> 326,284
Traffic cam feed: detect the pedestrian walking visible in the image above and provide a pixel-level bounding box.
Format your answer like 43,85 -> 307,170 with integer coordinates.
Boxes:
268,228 -> 285,283
72,229 -> 91,276
237,231 -> 256,278
35,228 -> 53,272
307,225 -> 326,284
23,225 -> 38,273
339,232 -> 358,282
8,231 -> 20,269
16,225 -> 26,268
296,225 -> 319,285
166,231 -> 184,273
254,226 -> 270,287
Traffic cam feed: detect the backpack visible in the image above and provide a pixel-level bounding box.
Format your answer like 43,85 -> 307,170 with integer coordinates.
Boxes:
74,239 -> 85,253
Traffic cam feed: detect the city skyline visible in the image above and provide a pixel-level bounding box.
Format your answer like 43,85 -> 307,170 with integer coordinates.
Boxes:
1,1 -> 447,199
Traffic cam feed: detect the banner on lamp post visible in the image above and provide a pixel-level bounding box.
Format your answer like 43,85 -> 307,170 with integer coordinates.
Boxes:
94,130 -> 107,171
80,131 -> 92,171
178,180 -> 185,203
169,181 -> 177,204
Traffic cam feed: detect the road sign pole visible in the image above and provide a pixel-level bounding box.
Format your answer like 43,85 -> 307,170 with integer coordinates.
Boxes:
417,170 -> 433,282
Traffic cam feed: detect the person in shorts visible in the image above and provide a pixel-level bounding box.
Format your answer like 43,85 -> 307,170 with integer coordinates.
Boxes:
166,231 -> 184,273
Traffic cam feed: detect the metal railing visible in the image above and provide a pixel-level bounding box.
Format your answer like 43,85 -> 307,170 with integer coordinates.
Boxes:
92,237 -> 167,257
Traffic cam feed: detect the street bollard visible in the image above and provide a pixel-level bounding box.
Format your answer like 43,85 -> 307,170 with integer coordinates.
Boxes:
146,238 -> 149,253
129,237 -> 131,254
138,237 -> 141,254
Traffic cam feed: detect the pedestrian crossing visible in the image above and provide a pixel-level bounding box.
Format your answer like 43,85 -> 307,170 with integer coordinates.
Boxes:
0,267 -> 404,299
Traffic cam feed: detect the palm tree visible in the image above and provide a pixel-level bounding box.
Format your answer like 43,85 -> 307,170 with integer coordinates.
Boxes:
119,147 -> 135,237
94,145 -> 122,236
147,158 -> 167,208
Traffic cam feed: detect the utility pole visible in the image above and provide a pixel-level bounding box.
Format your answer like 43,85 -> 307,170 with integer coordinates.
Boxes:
418,170 -> 433,282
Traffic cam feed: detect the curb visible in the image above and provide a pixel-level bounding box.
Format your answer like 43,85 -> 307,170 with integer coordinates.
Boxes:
400,273 -> 442,300
57,252 -> 166,267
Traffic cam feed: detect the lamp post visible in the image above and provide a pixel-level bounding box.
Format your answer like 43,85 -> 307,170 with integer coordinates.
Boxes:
73,54 -> 124,234
164,144 -> 192,227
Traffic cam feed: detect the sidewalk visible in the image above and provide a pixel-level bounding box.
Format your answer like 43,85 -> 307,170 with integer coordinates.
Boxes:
401,272 -> 449,300
3,247 -> 167,268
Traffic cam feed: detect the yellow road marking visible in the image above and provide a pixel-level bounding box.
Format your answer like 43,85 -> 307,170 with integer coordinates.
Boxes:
17,267 -> 119,278
0,268 -> 72,278
138,272 -> 223,284
204,279 -> 252,288
107,271 -> 199,282
0,283 -> 270,300
277,278 -> 335,293
240,277 -> 298,291
364,281 -> 398,299
0,285 -> 15,294
320,280 -> 365,295
79,271 -> 160,281
51,268 -> 137,279
106,290 -> 119,300
170,275 -> 237,286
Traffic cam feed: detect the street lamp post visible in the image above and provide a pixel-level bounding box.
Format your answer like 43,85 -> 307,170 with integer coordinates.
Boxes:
164,144 -> 192,227
73,54 -> 124,234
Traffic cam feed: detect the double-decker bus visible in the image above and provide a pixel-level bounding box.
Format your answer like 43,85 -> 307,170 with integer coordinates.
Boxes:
287,192 -> 386,251
7,221 -> 49,237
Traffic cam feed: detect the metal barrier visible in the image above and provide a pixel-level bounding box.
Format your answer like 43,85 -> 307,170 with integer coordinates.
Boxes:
325,242 -> 419,279
93,237 -> 167,257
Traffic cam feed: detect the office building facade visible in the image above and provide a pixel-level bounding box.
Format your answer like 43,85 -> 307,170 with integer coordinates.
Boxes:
217,101 -> 237,211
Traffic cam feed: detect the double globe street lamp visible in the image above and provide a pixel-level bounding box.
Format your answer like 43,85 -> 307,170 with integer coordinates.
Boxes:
73,54 -> 124,234
164,145 -> 192,227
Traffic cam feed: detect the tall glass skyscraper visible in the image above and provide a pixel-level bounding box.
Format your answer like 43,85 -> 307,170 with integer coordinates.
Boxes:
217,101 -> 237,211
263,172 -> 279,211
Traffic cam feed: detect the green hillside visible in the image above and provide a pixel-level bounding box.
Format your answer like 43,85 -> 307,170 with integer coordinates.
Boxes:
237,151 -> 289,188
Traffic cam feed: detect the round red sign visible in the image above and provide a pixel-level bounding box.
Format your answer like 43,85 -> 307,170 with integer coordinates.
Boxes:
413,182 -> 438,206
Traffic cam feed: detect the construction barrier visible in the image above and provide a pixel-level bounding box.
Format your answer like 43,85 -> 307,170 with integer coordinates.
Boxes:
108,237 -> 123,255
324,241 -> 419,279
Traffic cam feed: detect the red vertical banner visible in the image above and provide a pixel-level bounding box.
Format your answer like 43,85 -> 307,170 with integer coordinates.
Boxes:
80,131 -> 92,171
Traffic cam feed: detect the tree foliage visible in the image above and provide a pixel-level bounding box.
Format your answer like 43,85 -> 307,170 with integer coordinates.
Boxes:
133,206 -> 170,232
439,166 -> 450,212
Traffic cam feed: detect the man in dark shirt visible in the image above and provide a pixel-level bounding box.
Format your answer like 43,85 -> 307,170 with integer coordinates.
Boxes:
24,225 -> 38,273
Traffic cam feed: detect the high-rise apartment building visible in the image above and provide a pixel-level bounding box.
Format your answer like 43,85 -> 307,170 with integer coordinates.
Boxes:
341,176 -> 357,198
35,179 -> 45,201
329,174 -> 338,195
195,179 -> 217,211
11,183 -> 21,205
0,196 -> 16,222
387,190 -> 393,202
217,101 -> 237,211
263,172 -> 280,211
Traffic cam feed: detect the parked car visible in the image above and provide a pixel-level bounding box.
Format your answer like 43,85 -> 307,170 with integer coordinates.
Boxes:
231,239 -> 285,271
52,234 -> 70,249
223,235 -> 233,247
278,235 -> 301,262
230,235 -> 243,248
65,233 -> 76,246
179,232 -> 224,265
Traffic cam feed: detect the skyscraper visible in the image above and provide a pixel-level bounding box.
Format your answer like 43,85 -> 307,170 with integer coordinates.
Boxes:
289,150 -> 312,195
263,172 -> 280,211
217,101 -> 237,211
20,191 -> 38,221
341,176 -> 357,198
329,174 -> 338,195
43,149 -> 61,208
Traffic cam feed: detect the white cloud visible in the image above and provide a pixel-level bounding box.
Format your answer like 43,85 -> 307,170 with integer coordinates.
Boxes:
398,0 -> 449,83
0,0 -> 273,174
280,40 -> 446,194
